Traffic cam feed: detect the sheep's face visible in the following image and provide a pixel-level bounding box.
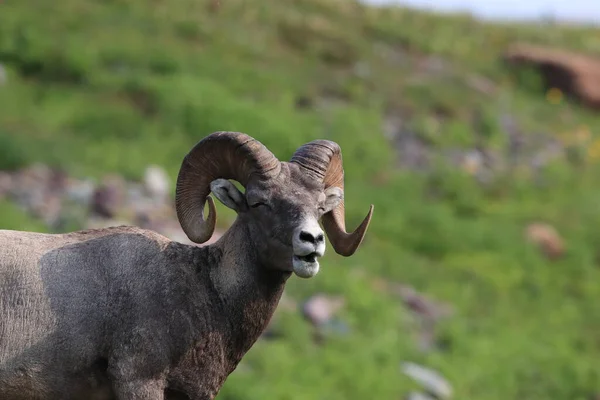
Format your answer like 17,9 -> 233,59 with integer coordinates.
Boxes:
210,164 -> 343,278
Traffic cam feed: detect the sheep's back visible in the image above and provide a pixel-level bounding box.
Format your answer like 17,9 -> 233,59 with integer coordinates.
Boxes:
0,226 -> 174,399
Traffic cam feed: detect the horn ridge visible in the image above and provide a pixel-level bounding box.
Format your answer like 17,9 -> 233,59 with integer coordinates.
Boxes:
290,140 -> 372,256
176,131 -> 280,243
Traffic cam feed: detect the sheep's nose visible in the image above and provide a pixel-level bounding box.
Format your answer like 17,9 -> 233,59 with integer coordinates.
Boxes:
299,230 -> 325,245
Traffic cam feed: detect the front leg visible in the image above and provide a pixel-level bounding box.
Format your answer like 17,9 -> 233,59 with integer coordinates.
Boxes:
164,388 -> 214,400
112,378 -> 166,400
164,383 -> 216,400
108,326 -> 172,400
109,356 -> 167,400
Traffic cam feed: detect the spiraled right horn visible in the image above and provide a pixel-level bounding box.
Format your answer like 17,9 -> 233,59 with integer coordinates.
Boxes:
176,132 -> 281,243
290,140 -> 373,256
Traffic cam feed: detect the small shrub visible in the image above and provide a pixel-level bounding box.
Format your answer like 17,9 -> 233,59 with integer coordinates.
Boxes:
0,131 -> 29,170
67,102 -> 146,140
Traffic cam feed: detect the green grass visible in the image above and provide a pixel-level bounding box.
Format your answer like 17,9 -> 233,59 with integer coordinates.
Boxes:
0,200 -> 49,232
2,0 -> 600,398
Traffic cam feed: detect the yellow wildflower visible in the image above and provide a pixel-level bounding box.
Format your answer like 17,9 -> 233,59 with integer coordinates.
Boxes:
546,87 -> 563,104
587,138 -> 600,162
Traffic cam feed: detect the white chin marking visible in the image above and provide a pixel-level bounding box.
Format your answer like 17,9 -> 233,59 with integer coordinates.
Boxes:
292,256 -> 320,279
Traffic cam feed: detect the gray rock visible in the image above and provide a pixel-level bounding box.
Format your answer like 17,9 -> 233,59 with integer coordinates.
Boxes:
0,172 -> 12,199
353,61 -> 371,79
406,391 -> 436,400
301,294 -> 345,327
91,175 -> 127,218
65,178 -> 96,206
38,194 -> 63,226
10,164 -> 52,215
401,362 -> 452,399
144,165 -> 170,203
395,284 -> 454,321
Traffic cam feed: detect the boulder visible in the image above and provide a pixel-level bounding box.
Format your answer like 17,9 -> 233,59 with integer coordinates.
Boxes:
91,175 -> 127,218
504,43 -> 600,110
0,172 -> 12,200
301,294 -> 346,328
143,165 -> 171,204
401,362 -> 453,399
525,222 -> 565,260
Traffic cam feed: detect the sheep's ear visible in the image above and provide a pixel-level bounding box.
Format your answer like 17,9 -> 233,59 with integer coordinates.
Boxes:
210,179 -> 248,213
322,186 -> 343,213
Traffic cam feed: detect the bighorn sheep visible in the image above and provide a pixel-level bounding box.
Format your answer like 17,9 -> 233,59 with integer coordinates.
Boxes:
0,131 -> 373,400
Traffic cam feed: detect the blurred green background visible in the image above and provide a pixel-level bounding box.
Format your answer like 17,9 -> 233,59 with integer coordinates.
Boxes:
2,0 -> 600,399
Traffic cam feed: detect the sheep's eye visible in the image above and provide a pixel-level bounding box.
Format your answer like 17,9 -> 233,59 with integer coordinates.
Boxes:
251,202 -> 267,209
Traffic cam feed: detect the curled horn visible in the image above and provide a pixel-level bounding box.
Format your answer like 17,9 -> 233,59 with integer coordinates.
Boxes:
176,131 -> 281,243
290,140 -> 373,256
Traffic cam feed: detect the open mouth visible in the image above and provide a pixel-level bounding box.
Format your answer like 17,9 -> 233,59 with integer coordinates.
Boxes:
296,252 -> 318,264
292,252 -> 321,278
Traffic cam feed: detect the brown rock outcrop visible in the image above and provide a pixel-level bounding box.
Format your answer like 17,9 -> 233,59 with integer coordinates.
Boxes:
504,43 -> 600,110
525,222 -> 565,260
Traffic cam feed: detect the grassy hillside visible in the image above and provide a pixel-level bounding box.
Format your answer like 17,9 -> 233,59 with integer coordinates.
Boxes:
2,0 -> 600,399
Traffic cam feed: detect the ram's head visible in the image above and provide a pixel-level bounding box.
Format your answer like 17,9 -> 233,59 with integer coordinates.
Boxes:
175,132 -> 373,278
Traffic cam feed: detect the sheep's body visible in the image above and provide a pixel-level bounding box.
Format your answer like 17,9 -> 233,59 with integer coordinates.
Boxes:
0,131 -> 373,400
0,224 -> 287,400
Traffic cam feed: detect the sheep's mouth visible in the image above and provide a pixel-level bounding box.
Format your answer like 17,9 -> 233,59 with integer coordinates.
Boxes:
292,252 -> 321,279
296,252 -> 318,263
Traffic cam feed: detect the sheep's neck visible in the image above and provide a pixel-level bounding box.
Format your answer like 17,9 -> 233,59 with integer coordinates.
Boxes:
207,222 -> 289,364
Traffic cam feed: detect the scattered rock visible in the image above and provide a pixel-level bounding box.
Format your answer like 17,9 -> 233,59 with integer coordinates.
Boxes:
92,175 -> 127,218
418,56 -> 448,74
396,285 -> 453,321
384,108 -> 563,182
401,362 -> 452,399
353,61 -> 371,79
0,172 -> 12,199
373,279 -> 453,322
135,211 -> 224,246
504,43 -> 600,111
374,279 -> 453,352
65,178 -> 96,206
127,183 -> 153,215
0,163 -> 211,245
465,74 -> 497,95
143,165 -> 171,204
8,164 -> 66,225
301,294 -> 346,327
383,115 -> 431,172
406,392 -> 436,400
39,194 -> 63,227
301,293 -> 348,343
525,222 -> 565,260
